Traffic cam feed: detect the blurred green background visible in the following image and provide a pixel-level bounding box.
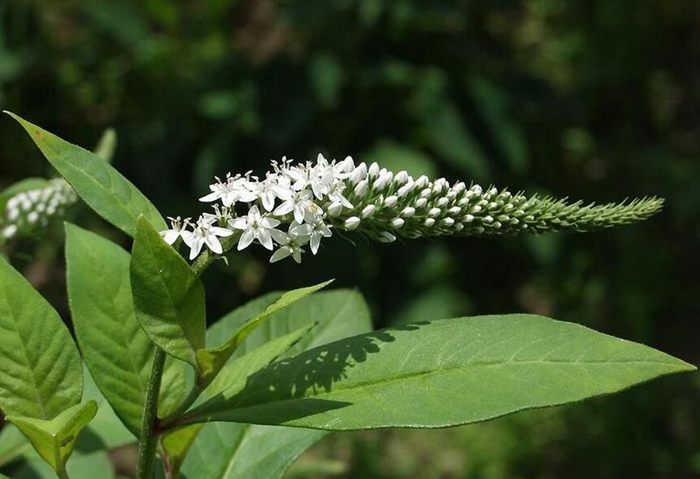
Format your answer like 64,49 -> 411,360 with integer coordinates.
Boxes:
1,0 -> 699,477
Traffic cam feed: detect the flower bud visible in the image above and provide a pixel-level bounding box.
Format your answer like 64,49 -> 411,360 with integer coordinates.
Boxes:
401,207 -> 416,218
415,198 -> 428,208
361,204 -> 376,218
391,218 -> 405,229
344,216 -> 361,230
354,180 -> 369,197
383,195 -> 398,208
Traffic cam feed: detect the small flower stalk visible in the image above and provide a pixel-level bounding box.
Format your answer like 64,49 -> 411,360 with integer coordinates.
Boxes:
162,155 -> 664,263
1,179 -> 77,242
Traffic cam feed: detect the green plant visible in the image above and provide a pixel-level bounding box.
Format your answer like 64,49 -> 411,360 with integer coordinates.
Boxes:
0,112 -> 693,479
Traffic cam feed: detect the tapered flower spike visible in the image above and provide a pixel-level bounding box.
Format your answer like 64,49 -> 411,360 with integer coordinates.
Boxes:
162,155 -> 664,264
0,179 -> 78,243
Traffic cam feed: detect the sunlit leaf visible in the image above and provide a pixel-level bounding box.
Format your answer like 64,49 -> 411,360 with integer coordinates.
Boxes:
189,314 -> 695,430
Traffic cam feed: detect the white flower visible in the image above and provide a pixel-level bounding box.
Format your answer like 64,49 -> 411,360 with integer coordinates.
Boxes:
291,217 -> 332,254
249,173 -> 293,212
269,222 -> 310,264
159,216 -> 189,245
181,217 -> 233,260
229,205 -> 281,251
199,174 -> 258,206
274,190 -> 323,224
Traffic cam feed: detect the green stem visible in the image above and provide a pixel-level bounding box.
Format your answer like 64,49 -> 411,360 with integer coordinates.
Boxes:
190,236 -> 237,276
56,464 -> 71,479
136,348 -> 166,479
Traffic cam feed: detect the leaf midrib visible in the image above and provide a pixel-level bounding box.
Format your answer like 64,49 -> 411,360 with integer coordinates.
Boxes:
221,356 -> 686,412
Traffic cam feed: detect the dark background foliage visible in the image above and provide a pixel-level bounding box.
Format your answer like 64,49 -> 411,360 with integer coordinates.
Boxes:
0,0 -> 699,477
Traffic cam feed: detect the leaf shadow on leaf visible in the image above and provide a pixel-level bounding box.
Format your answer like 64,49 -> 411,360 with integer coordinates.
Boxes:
194,324 -> 423,424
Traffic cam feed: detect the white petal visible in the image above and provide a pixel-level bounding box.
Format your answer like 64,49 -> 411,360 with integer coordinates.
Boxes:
199,192 -> 221,203
257,228 -> 274,250
180,231 -> 196,247
189,238 -> 204,260
210,226 -> 233,237
310,233 -> 321,255
161,230 -> 180,245
270,246 -> 292,263
270,229 -> 290,245
292,248 -> 303,263
262,192 -> 275,212
229,217 -> 248,230
261,217 -> 281,228
204,235 -> 223,254
274,201 -> 294,216
291,224 -> 313,236
238,229 -> 255,250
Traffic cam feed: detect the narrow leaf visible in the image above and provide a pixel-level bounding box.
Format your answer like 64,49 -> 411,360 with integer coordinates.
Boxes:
179,290 -> 372,479
131,216 -> 206,368
8,401 -> 97,476
188,314 -> 696,431
0,256 -> 82,419
196,280 -> 333,380
4,112 -> 165,236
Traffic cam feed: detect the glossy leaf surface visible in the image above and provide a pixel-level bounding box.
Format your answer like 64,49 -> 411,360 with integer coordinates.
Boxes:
190,314 -> 695,430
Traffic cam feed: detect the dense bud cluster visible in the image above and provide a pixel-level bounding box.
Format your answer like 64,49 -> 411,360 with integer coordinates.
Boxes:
1,179 -> 77,242
161,155 -> 663,263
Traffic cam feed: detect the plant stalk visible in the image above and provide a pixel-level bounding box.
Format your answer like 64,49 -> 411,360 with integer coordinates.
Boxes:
136,348 -> 166,479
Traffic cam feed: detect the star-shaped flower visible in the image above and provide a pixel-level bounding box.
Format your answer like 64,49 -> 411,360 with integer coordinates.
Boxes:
228,206 -> 281,251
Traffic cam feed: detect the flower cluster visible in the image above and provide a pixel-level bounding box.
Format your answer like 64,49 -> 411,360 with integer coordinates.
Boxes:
1,179 -> 77,242
161,155 -> 664,264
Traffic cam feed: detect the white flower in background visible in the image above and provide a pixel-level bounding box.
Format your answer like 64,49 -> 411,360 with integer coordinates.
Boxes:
229,205 -> 281,251
181,217 -> 233,260
0,178 -> 78,243
159,153 -> 664,264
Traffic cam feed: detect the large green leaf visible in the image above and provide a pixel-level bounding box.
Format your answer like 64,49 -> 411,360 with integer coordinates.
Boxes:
196,280 -> 333,380
0,256 -> 82,419
179,290 -> 372,479
188,314 -> 696,431
4,112 -> 165,236
66,224 -> 152,435
131,216 -> 206,368
66,224 -> 187,434
8,402 -> 97,477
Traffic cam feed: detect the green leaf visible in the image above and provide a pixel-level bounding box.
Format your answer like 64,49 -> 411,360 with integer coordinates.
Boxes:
10,451 -> 115,479
80,366 -> 134,450
8,401 -> 97,476
66,223 -> 187,434
162,323 -> 315,477
188,314 -> 696,431
131,216 -> 206,368
195,280 -> 333,380
179,290 -> 372,479
204,324 -> 315,402
0,256 -> 82,419
4,112 -> 165,236
0,423 -> 31,468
